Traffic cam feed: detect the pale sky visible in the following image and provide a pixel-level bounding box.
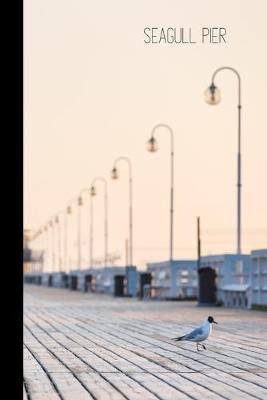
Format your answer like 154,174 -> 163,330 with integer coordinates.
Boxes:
24,0 -> 267,269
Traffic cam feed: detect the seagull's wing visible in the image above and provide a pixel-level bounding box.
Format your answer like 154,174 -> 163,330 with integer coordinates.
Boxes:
183,327 -> 204,341
172,326 -> 204,341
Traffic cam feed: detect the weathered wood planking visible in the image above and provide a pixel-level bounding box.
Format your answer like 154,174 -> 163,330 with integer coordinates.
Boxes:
24,285 -> 267,400
23,383 -> 28,400
23,347 -> 61,399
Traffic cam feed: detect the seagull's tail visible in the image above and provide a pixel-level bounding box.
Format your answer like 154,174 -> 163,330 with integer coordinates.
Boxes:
171,335 -> 185,341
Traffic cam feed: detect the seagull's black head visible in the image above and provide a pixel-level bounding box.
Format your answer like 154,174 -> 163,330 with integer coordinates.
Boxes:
208,316 -> 218,324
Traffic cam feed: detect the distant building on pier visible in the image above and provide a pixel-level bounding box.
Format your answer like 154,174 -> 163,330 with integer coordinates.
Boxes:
146,259 -> 198,299
250,248 -> 267,309
200,254 -> 251,308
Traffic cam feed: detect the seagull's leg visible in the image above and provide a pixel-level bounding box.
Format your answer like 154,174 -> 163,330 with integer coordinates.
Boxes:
202,344 -> 207,350
197,343 -> 201,351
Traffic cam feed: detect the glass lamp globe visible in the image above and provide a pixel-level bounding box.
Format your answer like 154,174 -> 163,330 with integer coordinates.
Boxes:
111,167 -> 119,180
90,186 -> 96,196
205,83 -> 221,105
147,136 -> 158,152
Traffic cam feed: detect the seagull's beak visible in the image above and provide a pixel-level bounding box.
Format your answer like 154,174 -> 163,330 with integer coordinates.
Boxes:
213,320 -> 218,324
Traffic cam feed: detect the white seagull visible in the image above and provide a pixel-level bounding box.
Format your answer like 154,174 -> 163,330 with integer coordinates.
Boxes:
171,316 -> 218,351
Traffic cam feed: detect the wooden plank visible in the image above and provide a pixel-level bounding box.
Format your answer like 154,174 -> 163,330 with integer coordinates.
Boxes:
24,373 -> 61,400
204,371 -> 267,399
50,372 -> 94,400
24,322 -> 94,375
77,372 -> 126,400
83,347 -> 143,374
23,348 -> 61,399
231,372 -> 267,390
155,372 -> 224,400
23,383 -> 28,400
130,372 -> 191,400
103,372 -> 159,400
180,372 -> 260,400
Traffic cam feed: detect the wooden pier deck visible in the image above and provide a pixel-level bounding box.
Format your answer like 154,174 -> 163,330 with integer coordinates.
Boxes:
24,285 -> 267,400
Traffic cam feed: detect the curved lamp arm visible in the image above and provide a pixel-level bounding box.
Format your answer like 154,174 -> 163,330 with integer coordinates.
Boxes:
92,176 -> 108,187
91,177 -> 108,198
151,123 -> 174,153
211,66 -> 241,106
113,156 -> 132,178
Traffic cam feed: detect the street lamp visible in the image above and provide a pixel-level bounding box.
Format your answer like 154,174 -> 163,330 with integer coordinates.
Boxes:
205,66 -> 242,255
43,224 -> 49,272
49,210 -> 67,273
204,82 -> 221,105
31,229 -> 44,272
146,136 -> 158,152
111,157 -> 133,267
49,219 -> 55,272
37,228 -> 43,272
54,213 -> 64,272
77,188 -> 91,270
90,177 -> 109,267
146,123 -> 175,262
91,180 -> 107,266
89,187 -> 94,267
31,231 -> 38,273
66,198 -> 77,272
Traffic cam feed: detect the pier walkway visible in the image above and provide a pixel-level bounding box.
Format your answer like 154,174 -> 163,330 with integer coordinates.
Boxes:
24,285 -> 267,400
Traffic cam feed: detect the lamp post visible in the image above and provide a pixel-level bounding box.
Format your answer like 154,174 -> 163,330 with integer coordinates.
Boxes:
77,195 -> 82,271
37,228 -> 43,272
146,124 -> 174,263
33,229 -> 42,272
57,208 -> 71,273
90,177 -> 109,267
43,224 -> 49,272
77,188 -> 91,270
89,190 -> 94,268
111,157 -> 133,267
29,231 -> 35,273
205,67 -> 242,255
31,231 -> 38,273
66,198 -> 77,272
54,213 -> 62,272
49,219 -> 55,272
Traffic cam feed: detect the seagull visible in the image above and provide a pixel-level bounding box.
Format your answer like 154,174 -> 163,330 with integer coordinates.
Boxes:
171,316 -> 218,351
